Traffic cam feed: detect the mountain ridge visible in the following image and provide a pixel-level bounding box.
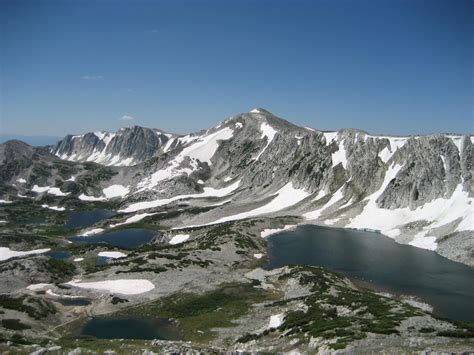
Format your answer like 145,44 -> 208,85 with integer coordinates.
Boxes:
1,108 -> 473,265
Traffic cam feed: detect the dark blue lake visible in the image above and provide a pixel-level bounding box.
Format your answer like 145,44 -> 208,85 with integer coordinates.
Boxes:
68,228 -> 156,249
265,224 -> 474,323
80,316 -> 181,340
65,210 -> 115,229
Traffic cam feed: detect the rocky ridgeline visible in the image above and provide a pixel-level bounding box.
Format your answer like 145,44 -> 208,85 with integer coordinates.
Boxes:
1,108 -> 473,264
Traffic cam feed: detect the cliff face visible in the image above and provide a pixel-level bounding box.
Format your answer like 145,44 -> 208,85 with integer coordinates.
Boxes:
50,126 -> 178,166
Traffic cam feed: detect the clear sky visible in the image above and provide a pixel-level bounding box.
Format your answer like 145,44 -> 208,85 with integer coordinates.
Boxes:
1,0 -> 472,136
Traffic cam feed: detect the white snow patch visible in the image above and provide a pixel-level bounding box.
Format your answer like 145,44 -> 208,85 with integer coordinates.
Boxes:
78,194 -> 106,201
378,137 -> 407,163
102,185 -> 129,199
16,178 -> 26,184
137,127 -> 234,191
197,179 -> 204,185
66,279 -> 155,295
347,165 -> 473,250
0,247 -> 51,261
235,122 -> 243,129
260,225 -> 296,238
0,199 -> 13,204
253,253 -> 263,259
32,185 -> 69,196
98,251 -> 127,259
250,108 -> 262,113
120,180 -> 241,213
313,189 -> 327,201
223,176 -> 232,182
208,183 -> 309,225
268,313 -> 284,329
325,218 -> 339,225
41,204 -> 66,211
255,122 -> 277,160
408,232 -> 437,251
110,213 -> 156,228
46,289 -> 82,299
450,136 -> 464,154
163,137 -> 175,153
323,132 -> 338,146
27,283 -> 52,291
169,234 -> 190,245
331,140 -> 347,168
80,228 -> 104,236
384,228 -> 401,238
73,258 -> 84,262
67,176 -> 76,182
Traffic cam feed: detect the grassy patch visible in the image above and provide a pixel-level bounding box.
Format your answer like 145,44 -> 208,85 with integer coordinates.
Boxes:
0,295 -> 56,320
121,283 -> 273,344
2,319 -> 31,331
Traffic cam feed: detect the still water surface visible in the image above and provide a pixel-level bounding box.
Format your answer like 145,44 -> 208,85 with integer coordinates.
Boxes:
68,228 -> 156,249
64,210 -> 115,229
265,225 -> 474,323
80,316 -> 181,340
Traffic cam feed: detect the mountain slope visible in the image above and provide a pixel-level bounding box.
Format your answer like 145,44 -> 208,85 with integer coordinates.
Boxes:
2,108 -> 473,264
50,126 -> 179,166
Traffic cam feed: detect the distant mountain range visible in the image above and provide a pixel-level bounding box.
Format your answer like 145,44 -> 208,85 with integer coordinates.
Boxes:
1,108 -> 473,265
0,134 -> 61,147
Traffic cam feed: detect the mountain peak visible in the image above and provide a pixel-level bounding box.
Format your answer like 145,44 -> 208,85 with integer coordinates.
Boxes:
249,107 -> 273,115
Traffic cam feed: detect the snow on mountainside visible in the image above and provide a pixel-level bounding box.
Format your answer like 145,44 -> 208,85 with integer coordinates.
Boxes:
2,108 -> 473,265
50,126 -> 179,166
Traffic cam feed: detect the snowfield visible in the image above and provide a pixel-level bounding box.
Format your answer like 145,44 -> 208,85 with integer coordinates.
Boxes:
255,122 -> 277,160
110,212 -> 156,228
169,234 -> 190,245
136,127 -> 235,191
27,283 -> 52,291
98,251 -> 127,259
331,139 -> 347,168
301,160 -> 474,252
0,247 -> 51,261
32,185 -> 69,196
78,194 -> 106,201
103,184 -> 130,198
209,183 -> 310,225
120,179 -> 241,213
66,279 -> 155,295
268,313 -> 284,329
41,204 -> 66,211
80,228 -> 104,236
260,225 -> 296,238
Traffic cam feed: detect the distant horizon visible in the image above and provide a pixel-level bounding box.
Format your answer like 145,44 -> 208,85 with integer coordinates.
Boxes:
1,0 -> 472,136
1,106 -> 473,145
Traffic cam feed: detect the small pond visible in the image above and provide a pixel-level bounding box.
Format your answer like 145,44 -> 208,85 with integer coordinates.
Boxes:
57,298 -> 92,306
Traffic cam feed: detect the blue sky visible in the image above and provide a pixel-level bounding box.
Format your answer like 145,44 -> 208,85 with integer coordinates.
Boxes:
1,0 -> 472,136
